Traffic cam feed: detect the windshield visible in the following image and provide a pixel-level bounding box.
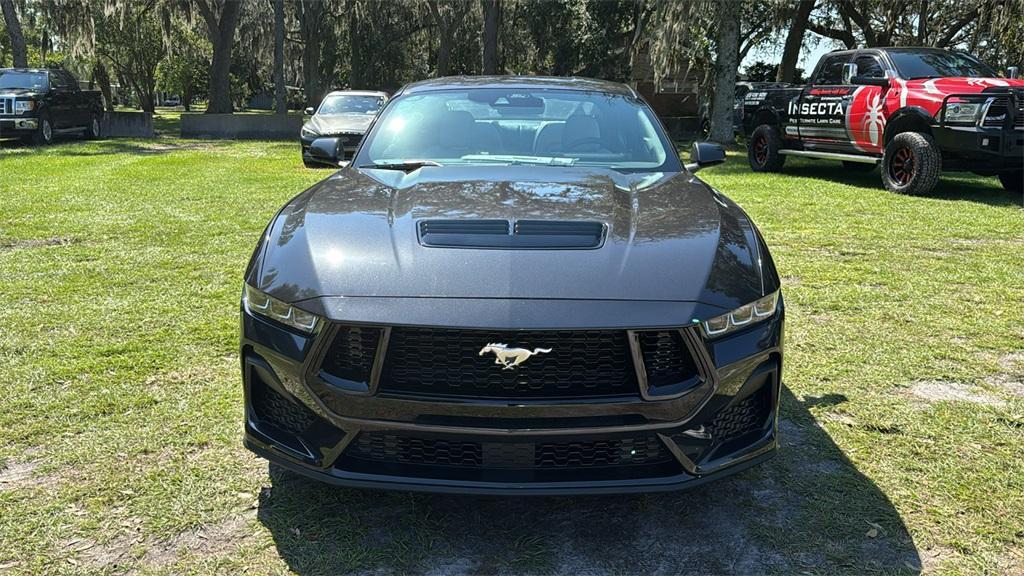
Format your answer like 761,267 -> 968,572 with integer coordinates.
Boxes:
890,51 -> 996,79
318,95 -> 384,115
360,89 -> 673,170
0,71 -> 47,90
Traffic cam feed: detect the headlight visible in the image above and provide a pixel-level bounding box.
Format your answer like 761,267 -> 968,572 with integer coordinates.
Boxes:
301,126 -> 319,139
942,98 -> 985,124
14,100 -> 35,113
243,284 -> 320,333
702,291 -> 779,338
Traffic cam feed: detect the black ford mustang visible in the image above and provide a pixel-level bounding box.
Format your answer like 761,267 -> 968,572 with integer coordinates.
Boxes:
241,76 -> 784,494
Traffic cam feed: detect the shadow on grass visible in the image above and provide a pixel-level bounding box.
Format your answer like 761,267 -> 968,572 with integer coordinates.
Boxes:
0,137 -> 227,156
256,388 -> 921,575
770,162 -> 1021,207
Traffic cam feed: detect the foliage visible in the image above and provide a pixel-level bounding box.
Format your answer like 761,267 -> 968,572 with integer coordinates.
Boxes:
94,4 -> 164,112
156,23 -> 210,109
745,60 -> 805,83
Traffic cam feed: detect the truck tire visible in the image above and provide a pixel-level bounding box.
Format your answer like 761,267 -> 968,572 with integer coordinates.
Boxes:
881,132 -> 941,195
842,160 -> 876,172
32,111 -> 54,145
998,171 -> 1022,193
700,119 -> 711,140
86,113 -> 101,139
748,124 -> 785,172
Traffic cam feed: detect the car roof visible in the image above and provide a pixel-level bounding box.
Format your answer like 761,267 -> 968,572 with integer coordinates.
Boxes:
396,76 -> 638,98
0,68 -> 51,73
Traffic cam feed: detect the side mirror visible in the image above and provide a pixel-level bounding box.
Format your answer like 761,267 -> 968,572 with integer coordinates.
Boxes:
851,75 -> 891,88
308,137 -> 344,167
1009,66 -> 1020,79
304,107 -> 315,116
841,62 -> 858,84
685,141 -> 726,172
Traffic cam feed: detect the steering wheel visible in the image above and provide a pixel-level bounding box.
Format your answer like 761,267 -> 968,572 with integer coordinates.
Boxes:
564,137 -> 606,152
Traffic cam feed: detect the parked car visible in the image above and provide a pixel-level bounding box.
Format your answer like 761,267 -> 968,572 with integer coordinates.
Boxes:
300,90 -> 388,167
241,76 -> 784,494
0,68 -> 103,144
698,81 -> 792,139
742,47 -> 1023,194
164,95 -> 181,107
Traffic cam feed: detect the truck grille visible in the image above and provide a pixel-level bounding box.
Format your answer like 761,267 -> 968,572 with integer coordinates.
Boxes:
377,327 -> 640,399
345,432 -> 674,469
0,97 -> 12,115
983,97 -> 1009,128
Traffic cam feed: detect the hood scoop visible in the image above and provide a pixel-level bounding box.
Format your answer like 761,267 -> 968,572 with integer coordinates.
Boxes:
418,219 -> 605,249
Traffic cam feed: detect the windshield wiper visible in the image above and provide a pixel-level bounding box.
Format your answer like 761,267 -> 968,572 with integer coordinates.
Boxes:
459,154 -> 576,166
358,160 -> 442,172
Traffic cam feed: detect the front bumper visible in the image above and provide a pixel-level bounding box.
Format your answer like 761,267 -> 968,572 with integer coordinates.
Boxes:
300,131 -> 364,164
934,91 -> 1024,173
240,301 -> 784,495
0,117 -> 38,135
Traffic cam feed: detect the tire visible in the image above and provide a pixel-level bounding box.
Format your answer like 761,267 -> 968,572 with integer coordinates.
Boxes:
998,171 -> 1022,193
699,119 -> 711,140
32,112 -> 54,145
881,132 -> 941,195
748,124 -> 785,172
86,113 -> 101,139
842,160 -> 876,172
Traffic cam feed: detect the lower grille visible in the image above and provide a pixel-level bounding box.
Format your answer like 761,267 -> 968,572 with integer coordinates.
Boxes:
378,327 -> 640,399
251,379 -> 317,436
346,432 -> 673,469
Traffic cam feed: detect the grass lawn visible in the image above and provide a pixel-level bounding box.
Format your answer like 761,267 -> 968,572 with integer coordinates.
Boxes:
0,135 -> 1022,575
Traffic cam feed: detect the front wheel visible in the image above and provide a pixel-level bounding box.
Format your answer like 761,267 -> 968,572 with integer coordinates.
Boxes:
998,171 -> 1022,193
32,112 -> 54,145
880,132 -> 941,195
747,124 -> 785,172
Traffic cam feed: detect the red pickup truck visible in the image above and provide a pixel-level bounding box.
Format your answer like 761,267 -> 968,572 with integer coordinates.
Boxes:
741,47 -> 1023,195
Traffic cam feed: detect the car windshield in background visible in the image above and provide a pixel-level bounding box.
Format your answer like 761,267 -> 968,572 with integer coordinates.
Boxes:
890,51 -> 996,79
362,89 -> 671,170
0,71 -> 47,90
318,95 -> 383,115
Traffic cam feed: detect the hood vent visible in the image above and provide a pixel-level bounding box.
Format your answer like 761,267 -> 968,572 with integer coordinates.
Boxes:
418,219 -> 605,249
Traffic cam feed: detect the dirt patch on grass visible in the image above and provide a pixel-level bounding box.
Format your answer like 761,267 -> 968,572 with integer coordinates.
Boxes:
0,461 -> 39,490
907,380 -> 1005,407
0,237 -> 74,252
987,352 -> 1024,398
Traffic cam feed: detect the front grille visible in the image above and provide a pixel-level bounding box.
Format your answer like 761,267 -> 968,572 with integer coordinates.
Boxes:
0,97 -> 11,115
346,432 -> 673,469
320,326 -> 382,385
983,98 -> 1009,128
705,386 -> 772,444
377,327 -> 639,399
637,330 -> 699,388
251,379 -> 317,436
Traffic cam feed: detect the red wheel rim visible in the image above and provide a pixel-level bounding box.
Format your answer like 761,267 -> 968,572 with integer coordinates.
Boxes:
754,135 -> 768,164
889,147 -> 915,185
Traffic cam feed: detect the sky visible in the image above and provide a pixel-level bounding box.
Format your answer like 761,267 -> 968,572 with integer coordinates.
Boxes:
741,34 -> 843,75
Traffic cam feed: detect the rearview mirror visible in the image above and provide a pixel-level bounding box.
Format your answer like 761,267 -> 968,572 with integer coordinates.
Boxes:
1009,66 -> 1020,80
841,62 -> 858,84
308,137 -> 344,167
851,75 -> 890,88
304,107 -> 315,116
685,141 -> 726,172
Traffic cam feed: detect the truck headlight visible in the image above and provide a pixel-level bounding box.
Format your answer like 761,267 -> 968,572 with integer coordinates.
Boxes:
942,98 -> 985,124
14,100 -> 35,113
702,291 -> 779,338
243,284 -> 320,333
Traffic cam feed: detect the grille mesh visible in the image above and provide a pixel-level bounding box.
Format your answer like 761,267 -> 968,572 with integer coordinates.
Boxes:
706,387 -> 771,444
321,326 -> 382,384
637,330 -> 699,388
378,328 -> 638,399
252,380 -> 317,436
346,432 -> 672,469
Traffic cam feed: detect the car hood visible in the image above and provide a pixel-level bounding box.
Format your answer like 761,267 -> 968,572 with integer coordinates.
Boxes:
305,113 -> 374,135
0,89 -> 43,98
249,166 -> 773,311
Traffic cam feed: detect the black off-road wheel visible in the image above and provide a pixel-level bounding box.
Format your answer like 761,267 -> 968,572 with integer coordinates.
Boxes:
842,160 -> 876,172
32,111 -> 54,145
748,124 -> 785,172
881,132 -> 941,195
86,113 -> 101,139
998,171 -> 1022,194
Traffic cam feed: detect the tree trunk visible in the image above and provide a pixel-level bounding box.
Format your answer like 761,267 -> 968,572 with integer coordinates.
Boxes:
93,62 -> 115,112
198,0 -> 243,114
709,0 -> 739,145
299,0 -> 324,107
347,0 -> 364,88
274,0 -> 286,113
437,27 -> 454,76
481,0 -> 500,74
777,0 -> 815,82
0,0 -> 26,67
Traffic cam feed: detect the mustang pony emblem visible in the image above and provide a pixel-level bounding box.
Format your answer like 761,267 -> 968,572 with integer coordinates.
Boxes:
479,343 -> 552,370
